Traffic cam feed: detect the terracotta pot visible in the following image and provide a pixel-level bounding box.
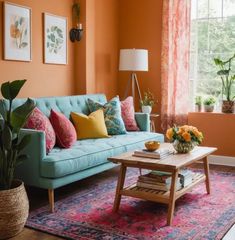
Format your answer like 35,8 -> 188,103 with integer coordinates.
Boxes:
222,100 -> 234,113
142,105 -> 152,114
0,180 -> 29,239
204,105 -> 214,112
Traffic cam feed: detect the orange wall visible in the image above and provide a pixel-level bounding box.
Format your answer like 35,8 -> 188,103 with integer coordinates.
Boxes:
74,0 -> 119,99
188,112 -> 235,157
0,0 -> 75,98
118,0 -> 163,131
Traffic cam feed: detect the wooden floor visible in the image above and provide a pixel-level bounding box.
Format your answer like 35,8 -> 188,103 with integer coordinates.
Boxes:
12,164 -> 235,240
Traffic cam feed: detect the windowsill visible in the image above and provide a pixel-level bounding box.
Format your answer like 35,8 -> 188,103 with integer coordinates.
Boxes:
189,111 -> 235,115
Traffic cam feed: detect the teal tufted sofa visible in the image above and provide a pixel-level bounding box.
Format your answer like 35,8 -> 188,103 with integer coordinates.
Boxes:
0,94 -> 164,212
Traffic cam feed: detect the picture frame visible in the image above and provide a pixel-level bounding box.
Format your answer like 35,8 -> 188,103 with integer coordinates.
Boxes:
44,13 -> 68,65
3,2 -> 32,62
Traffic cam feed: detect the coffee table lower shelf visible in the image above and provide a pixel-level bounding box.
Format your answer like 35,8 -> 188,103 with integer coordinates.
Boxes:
120,173 -> 205,204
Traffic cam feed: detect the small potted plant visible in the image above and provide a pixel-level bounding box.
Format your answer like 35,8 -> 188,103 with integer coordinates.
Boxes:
140,90 -> 156,114
195,96 -> 202,112
203,97 -> 216,112
0,80 -> 35,239
214,54 -> 235,113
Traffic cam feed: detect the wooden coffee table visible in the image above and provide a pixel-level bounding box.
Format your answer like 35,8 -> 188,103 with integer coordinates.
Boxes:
108,143 -> 217,225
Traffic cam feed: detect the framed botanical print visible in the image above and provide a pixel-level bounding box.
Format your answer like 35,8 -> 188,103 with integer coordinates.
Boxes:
4,2 -> 32,61
44,13 -> 67,65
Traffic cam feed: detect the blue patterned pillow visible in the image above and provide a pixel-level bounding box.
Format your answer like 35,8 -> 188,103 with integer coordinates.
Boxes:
87,97 -> 127,135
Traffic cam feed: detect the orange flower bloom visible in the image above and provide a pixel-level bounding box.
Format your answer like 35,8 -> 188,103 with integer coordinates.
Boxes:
182,132 -> 191,142
166,128 -> 173,140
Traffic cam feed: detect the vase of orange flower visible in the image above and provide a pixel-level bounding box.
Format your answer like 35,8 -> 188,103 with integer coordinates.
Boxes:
166,125 -> 203,153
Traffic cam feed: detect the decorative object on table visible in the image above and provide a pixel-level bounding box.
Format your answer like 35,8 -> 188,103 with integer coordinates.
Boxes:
26,168 -> 235,240
3,2 -> 32,61
120,96 -> 139,131
140,90 -> 156,114
119,49 -> 148,110
87,97 -> 127,135
44,13 -> 67,64
0,80 -> 35,239
70,3 -> 83,42
203,97 -> 216,112
214,54 -> 235,113
166,125 -> 203,153
195,96 -> 202,112
144,141 -> 160,152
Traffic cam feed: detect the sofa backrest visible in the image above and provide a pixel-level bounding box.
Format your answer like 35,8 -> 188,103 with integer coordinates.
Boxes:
0,94 -> 107,119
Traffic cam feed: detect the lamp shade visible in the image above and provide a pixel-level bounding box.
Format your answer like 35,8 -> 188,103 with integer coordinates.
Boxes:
119,49 -> 148,71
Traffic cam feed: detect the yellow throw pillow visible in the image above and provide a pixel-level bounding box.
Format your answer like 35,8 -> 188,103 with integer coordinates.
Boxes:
71,109 -> 109,140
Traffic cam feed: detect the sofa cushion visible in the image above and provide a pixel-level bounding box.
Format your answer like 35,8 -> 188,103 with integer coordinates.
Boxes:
41,131 -> 164,178
25,107 -> 56,153
87,97 -> 127,135
50,110 -> 77,148
71,109 -> 109,139
121,96 -> 139,131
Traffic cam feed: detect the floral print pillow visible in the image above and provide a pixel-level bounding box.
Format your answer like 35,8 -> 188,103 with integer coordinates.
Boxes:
49,110 -> 77,148
87,97 -> 127,135
121,97 -> 139,131
25,107 -> 56,153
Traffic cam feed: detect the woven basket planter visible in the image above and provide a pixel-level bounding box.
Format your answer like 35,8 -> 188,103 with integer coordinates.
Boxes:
0,180 -> 29,239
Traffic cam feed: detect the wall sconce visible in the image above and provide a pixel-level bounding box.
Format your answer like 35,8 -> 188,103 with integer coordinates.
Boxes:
70,23 -> 83,42
70,3 -> 83,42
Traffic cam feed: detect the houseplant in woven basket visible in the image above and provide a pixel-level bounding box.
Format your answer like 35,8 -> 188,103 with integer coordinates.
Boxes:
166,125 -> 203,153
214,54 -> 235,113
0,80 -> 35,239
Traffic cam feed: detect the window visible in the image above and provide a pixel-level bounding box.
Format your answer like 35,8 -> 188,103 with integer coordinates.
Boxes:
189,0 -> 235,109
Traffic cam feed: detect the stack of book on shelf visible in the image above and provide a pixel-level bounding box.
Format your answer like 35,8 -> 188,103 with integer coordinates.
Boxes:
136,169 -> 195,191
179,168 -> 194,187
133,148 -> 172,159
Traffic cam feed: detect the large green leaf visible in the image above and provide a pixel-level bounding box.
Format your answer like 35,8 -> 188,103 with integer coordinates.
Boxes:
11,98 -> 35,131
0,101 -> 7,121
1,80 -> 26,100
2,124 -> 12,150
16,154 -> 28,166
17,134 -> 31,152
217,70 -> 230,76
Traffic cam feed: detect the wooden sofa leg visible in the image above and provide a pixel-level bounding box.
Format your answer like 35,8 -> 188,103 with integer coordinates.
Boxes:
48,189 -> 54,212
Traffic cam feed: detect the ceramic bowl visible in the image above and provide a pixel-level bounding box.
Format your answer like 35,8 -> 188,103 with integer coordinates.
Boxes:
145,141 -> 160,152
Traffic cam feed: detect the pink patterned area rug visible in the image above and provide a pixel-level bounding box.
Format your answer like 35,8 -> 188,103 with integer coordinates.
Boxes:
26,169 -> 235,240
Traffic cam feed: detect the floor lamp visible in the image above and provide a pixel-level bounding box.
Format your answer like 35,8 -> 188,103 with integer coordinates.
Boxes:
119,49 -> 148,109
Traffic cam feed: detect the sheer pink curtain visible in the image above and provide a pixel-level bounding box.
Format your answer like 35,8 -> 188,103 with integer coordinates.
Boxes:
161,0 -> 191,132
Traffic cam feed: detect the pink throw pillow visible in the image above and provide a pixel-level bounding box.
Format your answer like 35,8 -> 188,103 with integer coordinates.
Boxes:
25,107 -> 56,153
121,96 -> 139,131
49,110 -> 77,148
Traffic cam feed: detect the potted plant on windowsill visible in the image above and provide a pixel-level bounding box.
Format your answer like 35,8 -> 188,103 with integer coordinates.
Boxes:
140,90 -> 156,114
0,80 -> 35,239
214,54 -> 235,113
195,96 -> 202,112
203,97 -> 216,112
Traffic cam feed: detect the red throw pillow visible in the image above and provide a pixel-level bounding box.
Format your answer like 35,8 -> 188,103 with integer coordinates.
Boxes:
49,110 -> 77,148
121,96 -> 139,131
25,107 -> 56,153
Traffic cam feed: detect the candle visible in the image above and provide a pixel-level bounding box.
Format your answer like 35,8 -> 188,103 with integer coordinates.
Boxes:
77,23 -> 82,30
